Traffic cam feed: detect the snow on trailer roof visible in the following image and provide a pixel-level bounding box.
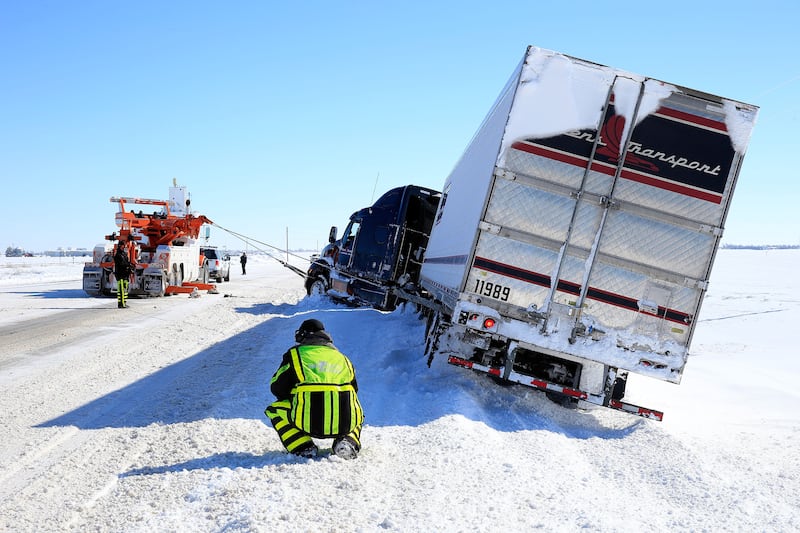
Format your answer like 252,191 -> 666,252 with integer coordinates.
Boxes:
498,46 -> 758,167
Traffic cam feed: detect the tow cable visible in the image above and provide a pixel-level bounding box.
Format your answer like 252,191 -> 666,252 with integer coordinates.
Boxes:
209,223 -> 310,280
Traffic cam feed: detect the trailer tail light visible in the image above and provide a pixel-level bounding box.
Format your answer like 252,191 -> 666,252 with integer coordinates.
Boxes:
483,317 -> 496,329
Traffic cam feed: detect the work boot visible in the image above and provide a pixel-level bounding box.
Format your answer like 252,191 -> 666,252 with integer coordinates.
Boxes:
332,437 -> 358,460
292,442 -> 318,458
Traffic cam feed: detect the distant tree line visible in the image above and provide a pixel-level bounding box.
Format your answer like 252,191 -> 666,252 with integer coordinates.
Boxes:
5,246 -> 93,257
5,246 -> 32,257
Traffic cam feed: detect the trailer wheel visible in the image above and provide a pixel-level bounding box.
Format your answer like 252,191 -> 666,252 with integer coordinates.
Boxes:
424,310 -> 437,340
424,311 -> 441,359
545,392 -> 579,409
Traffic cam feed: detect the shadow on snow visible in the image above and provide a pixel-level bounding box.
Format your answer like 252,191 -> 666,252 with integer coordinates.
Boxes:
8,288 -> 90,299
121,451 -> 306,477
38,299 -> 642,443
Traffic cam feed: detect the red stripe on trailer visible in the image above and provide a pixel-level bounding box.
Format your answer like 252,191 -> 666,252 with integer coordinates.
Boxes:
448,356 -> 473,369
655,106 -> 728,132
450,356 -> 665,421
473,255 -> 692,325
510,141 -> 723,204
609,399 -> 664,421
530,379 -> 588,400
448,356 -> 503,376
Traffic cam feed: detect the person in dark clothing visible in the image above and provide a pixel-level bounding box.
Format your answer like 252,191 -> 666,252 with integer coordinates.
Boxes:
240,252 -> 247,275
113,239 -> 134,308
265,319 -> 364,459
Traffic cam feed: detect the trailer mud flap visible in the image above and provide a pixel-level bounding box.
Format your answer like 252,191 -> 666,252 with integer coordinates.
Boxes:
447,355 -> 663,421
447,355 -> 503,377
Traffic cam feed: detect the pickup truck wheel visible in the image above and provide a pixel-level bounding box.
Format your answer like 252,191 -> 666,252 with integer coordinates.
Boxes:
307,277 -> 327,296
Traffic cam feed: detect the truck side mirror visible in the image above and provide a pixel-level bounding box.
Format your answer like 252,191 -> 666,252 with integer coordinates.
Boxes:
328,226 -> 338,243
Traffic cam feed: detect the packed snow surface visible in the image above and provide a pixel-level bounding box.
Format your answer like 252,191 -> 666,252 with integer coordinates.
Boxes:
0,250 -> 798,532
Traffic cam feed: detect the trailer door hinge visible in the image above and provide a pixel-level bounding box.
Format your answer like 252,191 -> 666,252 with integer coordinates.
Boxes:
478,221 -> 502,235
699,224 -> 724,236
600,196 -> 618,209
495,168 -> 516,181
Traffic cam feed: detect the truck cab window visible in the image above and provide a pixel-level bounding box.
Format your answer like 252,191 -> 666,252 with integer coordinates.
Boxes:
342,221 -> 360,251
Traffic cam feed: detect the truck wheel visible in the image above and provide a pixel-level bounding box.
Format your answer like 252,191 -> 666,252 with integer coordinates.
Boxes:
151,273 -> 167,297
306,277 -> 327,296
167,270 -> 178,294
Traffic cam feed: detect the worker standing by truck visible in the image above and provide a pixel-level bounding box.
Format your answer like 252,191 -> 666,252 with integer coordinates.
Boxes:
240,251 -> 247,275
113,238 -> 134,308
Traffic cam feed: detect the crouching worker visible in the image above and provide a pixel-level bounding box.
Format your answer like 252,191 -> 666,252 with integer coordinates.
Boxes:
265,319 -> 364,459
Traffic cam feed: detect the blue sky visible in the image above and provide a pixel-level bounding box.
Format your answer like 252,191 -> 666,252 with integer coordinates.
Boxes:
2,1 -> 798,253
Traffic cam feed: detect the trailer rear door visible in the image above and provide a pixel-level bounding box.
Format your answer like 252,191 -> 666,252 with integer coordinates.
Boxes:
465,71 -> 756,383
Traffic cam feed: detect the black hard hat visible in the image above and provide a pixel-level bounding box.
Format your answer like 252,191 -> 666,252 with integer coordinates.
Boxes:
299,319 -> 324,334
295,319 -> 325,342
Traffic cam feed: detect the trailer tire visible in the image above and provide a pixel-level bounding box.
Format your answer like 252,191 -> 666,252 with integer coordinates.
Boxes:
546,391 -> 579,409
424,311 -> 443,358
424,310 -> 437,340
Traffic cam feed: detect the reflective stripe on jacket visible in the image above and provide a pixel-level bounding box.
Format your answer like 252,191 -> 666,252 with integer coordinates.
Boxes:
273,344 -> 363,438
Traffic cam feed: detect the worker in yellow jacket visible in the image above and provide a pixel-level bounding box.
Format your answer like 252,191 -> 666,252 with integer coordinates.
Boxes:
265,319 -> 364,459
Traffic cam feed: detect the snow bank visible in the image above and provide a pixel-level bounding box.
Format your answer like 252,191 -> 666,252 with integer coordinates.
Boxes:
0,249 -> 798,532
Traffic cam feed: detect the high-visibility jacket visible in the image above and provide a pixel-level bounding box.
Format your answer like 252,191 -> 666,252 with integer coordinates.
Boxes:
270,343 -> 364,438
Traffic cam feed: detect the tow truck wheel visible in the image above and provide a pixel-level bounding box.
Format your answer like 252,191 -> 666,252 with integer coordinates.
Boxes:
158,274 -> 167,297
166,270 -> 178,294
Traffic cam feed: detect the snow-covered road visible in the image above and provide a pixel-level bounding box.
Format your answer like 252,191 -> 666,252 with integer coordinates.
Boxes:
0,251 -> 798,532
